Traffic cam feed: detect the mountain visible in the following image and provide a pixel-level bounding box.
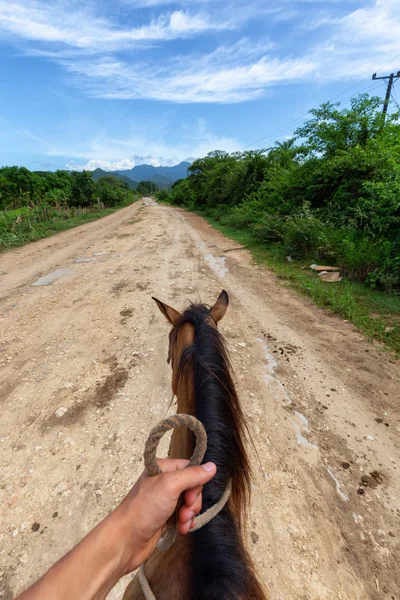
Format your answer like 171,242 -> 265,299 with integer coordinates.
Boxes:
117,161 -> 190,187
91,161 -> 191,190
92,168 -> 138,189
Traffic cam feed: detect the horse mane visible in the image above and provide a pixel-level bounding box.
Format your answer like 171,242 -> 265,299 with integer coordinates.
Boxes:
172,304 -> 267,600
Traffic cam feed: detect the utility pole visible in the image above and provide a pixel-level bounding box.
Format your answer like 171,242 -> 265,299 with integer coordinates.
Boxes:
372,70 -> 400,118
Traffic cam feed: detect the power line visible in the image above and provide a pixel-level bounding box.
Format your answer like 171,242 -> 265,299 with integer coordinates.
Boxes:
392,85 -> 399,104
390,88 -> 400,110
376,52 -> 400,72
244,80 -> 384,150
243,80 -> 381,150
328,52 -> 400,103
242,52 -> 400,151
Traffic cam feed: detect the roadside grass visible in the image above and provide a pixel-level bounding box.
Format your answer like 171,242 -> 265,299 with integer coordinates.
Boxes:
0,202 -> 137,251
196,211 -> 400,356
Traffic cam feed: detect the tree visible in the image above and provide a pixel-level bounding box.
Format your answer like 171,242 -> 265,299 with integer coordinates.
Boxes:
0,166 -> 38,208
137,180 -> 154,195
166,92 -> 400,289
97,176 -> 129,207
70,171 -> 96,207
295,95 -> 392,157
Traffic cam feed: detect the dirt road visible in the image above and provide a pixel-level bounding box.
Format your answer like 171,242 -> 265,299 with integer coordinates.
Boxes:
1,198 -> 399,600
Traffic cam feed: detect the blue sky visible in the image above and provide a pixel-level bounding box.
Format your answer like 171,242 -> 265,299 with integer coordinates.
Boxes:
1,0 -> 400,171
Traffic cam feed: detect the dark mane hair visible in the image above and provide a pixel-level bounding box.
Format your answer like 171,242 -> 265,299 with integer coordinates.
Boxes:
171,303 -> 266,600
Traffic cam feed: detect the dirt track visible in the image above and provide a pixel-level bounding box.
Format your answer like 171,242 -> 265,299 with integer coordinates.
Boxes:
1,198 -> 399,600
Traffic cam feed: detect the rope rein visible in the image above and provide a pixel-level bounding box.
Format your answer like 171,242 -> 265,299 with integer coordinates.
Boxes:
138,414 -> 232,600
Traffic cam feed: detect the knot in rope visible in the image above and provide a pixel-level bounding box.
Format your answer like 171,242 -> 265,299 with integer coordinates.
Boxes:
138,414 -> 232,600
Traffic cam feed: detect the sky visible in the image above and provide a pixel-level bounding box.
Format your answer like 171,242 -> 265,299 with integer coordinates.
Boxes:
1,0 -> 400,171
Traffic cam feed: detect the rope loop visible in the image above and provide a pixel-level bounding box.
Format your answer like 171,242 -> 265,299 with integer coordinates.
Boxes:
138,414 -> 231,600
144,414 -> 207,477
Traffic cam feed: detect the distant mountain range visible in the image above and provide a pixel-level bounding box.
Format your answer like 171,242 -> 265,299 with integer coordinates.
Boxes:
92,161 -> 190,189
92,169 -> 139,189
117,161 -> 190,183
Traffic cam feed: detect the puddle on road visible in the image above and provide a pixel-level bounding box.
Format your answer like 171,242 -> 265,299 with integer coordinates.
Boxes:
262,345 -> 278,375
32,268 -> 73,287
327,467 -> 349,501
204,253 -> 228,278
75,258 -> 95,263
292,411 -> 318,449
199,241 -> 228,278
257,338 -> 318,449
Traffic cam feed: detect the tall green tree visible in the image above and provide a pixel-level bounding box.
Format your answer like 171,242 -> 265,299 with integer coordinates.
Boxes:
0,166 -> 39,208
97,175 -> 129,207
295,95 -> 391,157
70,171 -> 96,207
169,93 -> 400,289
137,180 -> 154,195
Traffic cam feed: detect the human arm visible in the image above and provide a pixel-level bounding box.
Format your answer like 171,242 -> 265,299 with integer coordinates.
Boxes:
16,459 -> 216,600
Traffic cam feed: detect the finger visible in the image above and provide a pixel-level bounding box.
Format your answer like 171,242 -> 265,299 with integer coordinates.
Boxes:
179,494 -> 202,525
184,484 -> 202,508
163,463 -> 216,498
156,458 -> 190,473
178,515 -> 196,535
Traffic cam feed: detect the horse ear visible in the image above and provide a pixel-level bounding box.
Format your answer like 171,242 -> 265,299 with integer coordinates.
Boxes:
152,297 -> 181,325
210,290 -> 229,323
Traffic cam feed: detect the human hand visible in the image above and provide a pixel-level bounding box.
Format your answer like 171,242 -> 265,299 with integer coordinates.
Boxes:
112,458 -> 217,575
15,458 -> 216,600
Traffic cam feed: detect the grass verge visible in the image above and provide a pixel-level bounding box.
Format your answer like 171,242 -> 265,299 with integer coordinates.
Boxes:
196,211 -> 400,356
0,204 -> 134,251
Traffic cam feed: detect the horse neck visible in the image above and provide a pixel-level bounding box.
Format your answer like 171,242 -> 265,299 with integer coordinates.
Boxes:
169,367 -> 196,460
163,318 -> 267,600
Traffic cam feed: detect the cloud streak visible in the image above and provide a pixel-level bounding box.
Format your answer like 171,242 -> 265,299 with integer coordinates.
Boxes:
58,38 -> 316,103
2,0 -> 399,171
0,1 -> 232,52
42,119 -> 241,168
1,0 -> 400,178
308,0 -> 400,80
66,158 -> 137,171
2,0 -> 399,105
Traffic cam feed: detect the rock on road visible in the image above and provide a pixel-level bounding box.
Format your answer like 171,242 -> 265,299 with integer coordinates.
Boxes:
0,199 -> 399,600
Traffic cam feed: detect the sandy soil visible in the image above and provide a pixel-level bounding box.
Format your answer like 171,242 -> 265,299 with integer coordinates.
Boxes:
0,198 -> 399,600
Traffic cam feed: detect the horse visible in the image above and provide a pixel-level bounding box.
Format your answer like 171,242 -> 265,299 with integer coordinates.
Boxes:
123,290 -> 268,600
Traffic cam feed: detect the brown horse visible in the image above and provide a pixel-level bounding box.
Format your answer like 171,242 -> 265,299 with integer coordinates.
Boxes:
123,290 -> 268,600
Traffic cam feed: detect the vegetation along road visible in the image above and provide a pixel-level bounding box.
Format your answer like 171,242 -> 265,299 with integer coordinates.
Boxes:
0,198 -> 399,599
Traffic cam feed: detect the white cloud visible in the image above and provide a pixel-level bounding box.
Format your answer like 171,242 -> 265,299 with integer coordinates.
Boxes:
59,38 -> 316,103
339,0 -> 400,55
1,0 -> 399,107
66,158 -> 136,171
308,0 -> 400,80
0,2 -> 232,52
42,120 -> 241,168
66,157 -> 163,171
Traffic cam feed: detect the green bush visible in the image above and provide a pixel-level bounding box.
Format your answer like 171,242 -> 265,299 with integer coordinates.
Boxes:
336,234 -> 383,280
166,94 -> 400,291
156,189 -> 170,203
250,214 -> 285,243
96,175 -> 132,207
70,171 -> 96,207
170,179 -> 194,206
0,169 -> 138,250
281,208 -> 338,261
364,239 -> 400,291
218,198 -> 264,229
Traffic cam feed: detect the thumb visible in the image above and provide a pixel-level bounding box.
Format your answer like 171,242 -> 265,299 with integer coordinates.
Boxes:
165,462 -> 216,497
